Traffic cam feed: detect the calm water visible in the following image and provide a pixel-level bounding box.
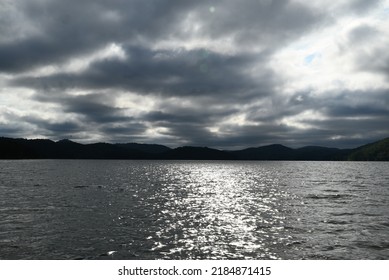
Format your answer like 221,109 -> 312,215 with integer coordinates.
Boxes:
0,160 -> 388,260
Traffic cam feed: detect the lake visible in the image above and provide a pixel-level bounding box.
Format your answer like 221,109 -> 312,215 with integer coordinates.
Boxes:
0,160 -> 388,259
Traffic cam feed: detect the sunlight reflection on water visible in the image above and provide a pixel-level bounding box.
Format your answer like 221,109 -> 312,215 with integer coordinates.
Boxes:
141,163 -> 294,259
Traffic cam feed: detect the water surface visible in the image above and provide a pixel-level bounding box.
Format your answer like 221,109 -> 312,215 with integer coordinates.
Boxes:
0,160 -> 388,259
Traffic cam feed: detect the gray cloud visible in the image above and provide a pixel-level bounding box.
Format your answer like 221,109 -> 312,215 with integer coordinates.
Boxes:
23,117 -> 83,139
190,0 -> 326,47
61,96 -> 131,124
33,92 -> 126,121
348,24 -> 380,43
0,0 -> 203,72
347,0 -> 382,14
350,40 -> 389,81
13,46 -> 272,101
0,126 -> 23,138
0,0 -> 327,73
1,0 -> 388,148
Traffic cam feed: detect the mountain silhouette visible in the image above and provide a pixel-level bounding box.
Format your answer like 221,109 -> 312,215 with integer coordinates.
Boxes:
230,144 -> 294,160
0,136 -> 388,160
162,146 -> 236,160
116,143 -> 171,154
347,138 -> 389,161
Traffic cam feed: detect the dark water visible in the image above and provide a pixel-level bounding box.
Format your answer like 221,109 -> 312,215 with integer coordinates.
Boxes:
0,160 -> 388,260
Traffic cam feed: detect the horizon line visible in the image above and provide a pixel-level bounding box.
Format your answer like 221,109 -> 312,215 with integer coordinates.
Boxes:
1,135 -> 387,151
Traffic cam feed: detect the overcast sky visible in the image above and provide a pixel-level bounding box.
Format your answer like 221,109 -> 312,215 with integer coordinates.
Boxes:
1,0 -> 388,148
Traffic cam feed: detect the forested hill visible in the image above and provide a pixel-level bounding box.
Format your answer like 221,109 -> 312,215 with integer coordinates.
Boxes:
0,137 -> 388,161
347,138 -> 389,161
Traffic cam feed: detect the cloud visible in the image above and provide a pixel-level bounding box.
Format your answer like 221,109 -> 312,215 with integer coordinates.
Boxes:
347,0 -> 382,14
0,0 -> 328,73
348,24 -> 380,43
13,46 -> 268,100
179,0 -> 326,49
345,21 -> 389,82
1,0 -> 389,148
0,0 -> 202,73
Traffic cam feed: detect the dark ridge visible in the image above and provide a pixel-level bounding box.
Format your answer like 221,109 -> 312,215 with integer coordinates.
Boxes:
0,137 -> 149,159
0,136 -> 388,161
347,137 -> 389,161
162,146 -> 236,160
0,137 -> 39,159
230,144 -> 294,160
55,139 -> 87,158
83,143 -> 147,159
294,146 -> 351,161
116,143 -> 171,154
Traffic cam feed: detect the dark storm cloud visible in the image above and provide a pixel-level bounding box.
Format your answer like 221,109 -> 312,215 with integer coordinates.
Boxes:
214,123 -> 294,149
101,124 -> 147,136
13,46 -> 272,101
20,116 -> 83,138
294,90 -> 388,119
159,123 -> 215,146
39,93 -> 133,124
302,117 -> 389,147
0,126 -> 23,137
62,96 -> 130,123
94,121 -> 150,144
230,88 -> 389,147
144,111 -> 213,125
12,96 -> 148,141
32,120 -> 81,133
143,104 -> 238,124
305,90 -> 389,118
140,106 -> 241,146
151,117 -> 289,149
0,0 -> 327,74
324,103 -> 389,118
0,36 -> 95,73
0,109 -> 82,139
298,90 -> 389,146
26,90 -> 150,141
190,0 -> 326,47
0,0 -> 203,73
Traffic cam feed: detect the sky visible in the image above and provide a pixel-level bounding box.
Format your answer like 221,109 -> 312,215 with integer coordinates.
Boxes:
0,0 -> 389,149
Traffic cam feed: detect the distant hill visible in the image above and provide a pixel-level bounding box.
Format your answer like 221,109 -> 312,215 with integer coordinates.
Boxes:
0,136 -> 388,161
0,137 -> 164,159
347,138 -> 389,161
293,146 -> 351,161
229,144 -> 351,161
230,144 -> 294,160
162,146 -> 236,160
116,143 -> 171,154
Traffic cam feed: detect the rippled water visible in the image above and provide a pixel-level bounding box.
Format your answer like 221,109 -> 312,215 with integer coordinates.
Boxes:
0,160 -> 388,259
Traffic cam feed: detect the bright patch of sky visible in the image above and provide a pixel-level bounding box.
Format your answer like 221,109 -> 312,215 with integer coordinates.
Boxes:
271,3 -> 389,95
304,53 -> 319,65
